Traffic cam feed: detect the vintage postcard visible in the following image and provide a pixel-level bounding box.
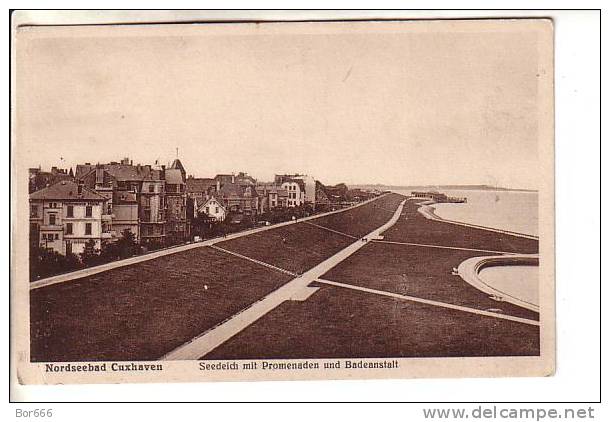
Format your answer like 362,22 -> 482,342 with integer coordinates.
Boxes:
11,15 -> 555,384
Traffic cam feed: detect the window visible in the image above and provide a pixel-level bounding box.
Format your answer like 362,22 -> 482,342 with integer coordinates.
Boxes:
215,206 -> 219,213
30,205 -> 38,218
205,206 -> 210,214
85,206 -> 92,217
66,223 -> 73,235
67,205 -> 74,217
49,214 -> 56,225
149,185 -> 155,193
85,223 -> 92,235
54,234 -> 59,240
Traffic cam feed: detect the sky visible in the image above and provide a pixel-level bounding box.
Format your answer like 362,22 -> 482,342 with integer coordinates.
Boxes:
15,20 -> 549,189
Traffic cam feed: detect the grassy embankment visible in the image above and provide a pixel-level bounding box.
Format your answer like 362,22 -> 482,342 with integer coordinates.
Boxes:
31,194 -> 403,362
205,197 -> 541,360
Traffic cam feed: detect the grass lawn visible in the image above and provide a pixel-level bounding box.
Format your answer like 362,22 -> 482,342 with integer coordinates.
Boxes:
312,193 -> 405,238
322,243 -> 539,320
204,284 -> 540,360
216,223 -> 352,274
382,200 -> 539,254
30,247 -> 293,362
215,194 -> 405,274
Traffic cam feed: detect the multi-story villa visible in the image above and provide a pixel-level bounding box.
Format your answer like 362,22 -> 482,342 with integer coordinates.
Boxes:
29,180 -> 110,255
76,158 -> 168,246
274,174 -> 316,207
165,159 -> 189,244
256,183 -> 288,212
277,178 -> 305,207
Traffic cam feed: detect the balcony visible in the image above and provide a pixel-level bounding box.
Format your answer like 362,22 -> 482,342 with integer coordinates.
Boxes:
102,214 -> 114,221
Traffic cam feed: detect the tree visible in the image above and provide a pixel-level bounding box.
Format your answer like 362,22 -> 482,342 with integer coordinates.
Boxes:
80,239 -> 99,266
99,241 -> 120,263
29,245 -> 83,281
116,229 -> 138,258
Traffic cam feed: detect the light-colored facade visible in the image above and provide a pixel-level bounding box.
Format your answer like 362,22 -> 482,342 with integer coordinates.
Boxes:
281,180 -> 305,207
197,196 -> 226,221
291,174 -> 316,205
29,181 -> 109,255
76,160 -> 170,246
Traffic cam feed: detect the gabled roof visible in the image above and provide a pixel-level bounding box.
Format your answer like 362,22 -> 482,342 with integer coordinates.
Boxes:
30,180 -> 107,201
186,177 -> 216,194
197,195 -> 226,213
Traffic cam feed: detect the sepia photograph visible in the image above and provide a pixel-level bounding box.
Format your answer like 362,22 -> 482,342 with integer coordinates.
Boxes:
11,13 -> 555,384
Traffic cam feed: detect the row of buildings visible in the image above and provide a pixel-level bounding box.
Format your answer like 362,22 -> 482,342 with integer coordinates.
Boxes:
29,158 -> 362,256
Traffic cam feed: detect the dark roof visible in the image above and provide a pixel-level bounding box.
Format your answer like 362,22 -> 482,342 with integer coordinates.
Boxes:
165,168 -> 184,185
218,183 -> 258,199
30,180 -> 107,201
215,174 -> 234,185
170,159 -> 186,172
186,177 -> 216,193
218,183 -> 243,198
76,163 -> 161,182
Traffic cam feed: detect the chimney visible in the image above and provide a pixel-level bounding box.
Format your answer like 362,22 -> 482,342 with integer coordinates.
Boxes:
231,173 -> 235,184
216,180 -> 220,192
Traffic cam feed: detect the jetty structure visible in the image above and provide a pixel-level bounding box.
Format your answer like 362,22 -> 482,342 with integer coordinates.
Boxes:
411,190 -> 467,203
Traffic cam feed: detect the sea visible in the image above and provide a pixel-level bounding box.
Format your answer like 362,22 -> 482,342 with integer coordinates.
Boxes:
393,188 -> 539,307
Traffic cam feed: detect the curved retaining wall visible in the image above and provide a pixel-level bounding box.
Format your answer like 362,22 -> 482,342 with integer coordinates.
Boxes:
457,254 -> 539,313
415,199 -> 539,240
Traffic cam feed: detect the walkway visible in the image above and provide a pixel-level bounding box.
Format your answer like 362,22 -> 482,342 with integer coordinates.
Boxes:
161,200 -> 406,360
315,278 -> 539,326
30,194 -> 386,290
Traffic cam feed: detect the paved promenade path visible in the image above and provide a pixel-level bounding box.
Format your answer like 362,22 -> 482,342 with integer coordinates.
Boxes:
30,194 -> 404,361
162,200 -> 406,360
205,198 -> 540,360
30,193 -> 385,290
30,193 -> 540,362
